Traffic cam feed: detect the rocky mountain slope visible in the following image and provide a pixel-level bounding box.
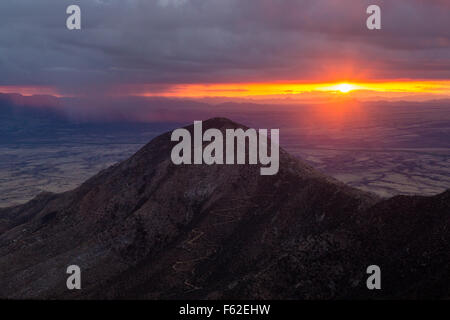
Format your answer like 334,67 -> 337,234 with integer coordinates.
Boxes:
0,118 -> 449,299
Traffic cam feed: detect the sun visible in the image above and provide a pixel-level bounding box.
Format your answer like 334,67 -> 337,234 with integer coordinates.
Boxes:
336,83 -> 354,93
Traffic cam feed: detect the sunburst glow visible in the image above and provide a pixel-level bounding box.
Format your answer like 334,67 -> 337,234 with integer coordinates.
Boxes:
336,83 -> 354,93
118,80 -> 450,101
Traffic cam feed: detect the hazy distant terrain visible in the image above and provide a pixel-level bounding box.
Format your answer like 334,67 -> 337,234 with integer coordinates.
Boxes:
283,103 -> 450,197
0,144 -> 142,207
0,97 -> 449,207
292,147 -> 449,197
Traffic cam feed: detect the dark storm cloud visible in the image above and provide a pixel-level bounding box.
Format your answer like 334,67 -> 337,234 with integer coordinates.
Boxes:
0,0 -> 449,94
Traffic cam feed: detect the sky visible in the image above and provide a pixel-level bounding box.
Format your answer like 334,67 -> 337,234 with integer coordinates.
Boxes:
0,0 -> 449,102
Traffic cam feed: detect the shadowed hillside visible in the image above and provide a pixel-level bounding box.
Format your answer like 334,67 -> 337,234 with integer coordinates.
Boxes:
0,118 -> 448,299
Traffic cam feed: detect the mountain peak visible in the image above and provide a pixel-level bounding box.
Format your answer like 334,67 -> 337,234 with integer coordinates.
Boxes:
201,117 -> 241,128
177,117 -> 250,133
0,119 -> 448,299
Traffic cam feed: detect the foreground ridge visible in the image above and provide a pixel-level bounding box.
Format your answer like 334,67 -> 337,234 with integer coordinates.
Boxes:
0,118 -> 448,299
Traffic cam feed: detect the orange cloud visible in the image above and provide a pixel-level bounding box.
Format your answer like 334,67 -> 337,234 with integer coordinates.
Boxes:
124,80 -> 450,102
0,86 -> 62,97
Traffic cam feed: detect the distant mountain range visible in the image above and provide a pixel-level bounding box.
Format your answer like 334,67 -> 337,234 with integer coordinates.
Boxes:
0,93 -> 178,145
0,118 -> 449,299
